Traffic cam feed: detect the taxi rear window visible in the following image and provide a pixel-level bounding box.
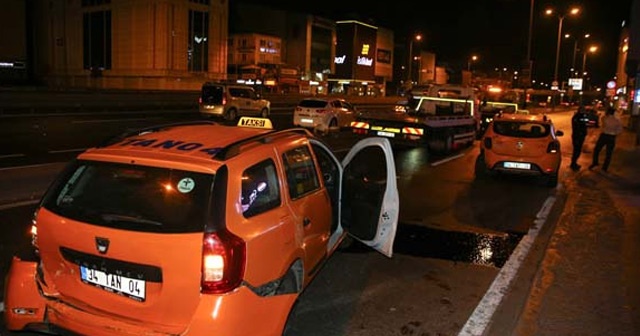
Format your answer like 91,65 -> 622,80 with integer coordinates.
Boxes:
493,121 -> 550,138
42,160 -> 214,233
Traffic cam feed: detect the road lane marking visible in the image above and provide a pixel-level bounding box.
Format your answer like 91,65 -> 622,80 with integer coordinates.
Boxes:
0,162 -> 64,171
72,117 -> 159,124
0,153 -> 26,159
430,153 -> 465,167
49,148 -> 86,154
0,301 -> 4,313
0,199 -> 41,211
458,193 -> 558,336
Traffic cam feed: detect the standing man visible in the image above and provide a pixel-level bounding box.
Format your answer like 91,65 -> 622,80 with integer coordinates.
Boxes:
589,107 -> 623,172
570,106 -> 589,170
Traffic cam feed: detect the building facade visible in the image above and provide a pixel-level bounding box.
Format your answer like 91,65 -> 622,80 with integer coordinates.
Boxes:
31,0 -> 228,90
330,20 -> 393,96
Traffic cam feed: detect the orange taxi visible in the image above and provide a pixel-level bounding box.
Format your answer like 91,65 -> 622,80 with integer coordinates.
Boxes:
4,117 -> 399,335
476,111 -> 564,187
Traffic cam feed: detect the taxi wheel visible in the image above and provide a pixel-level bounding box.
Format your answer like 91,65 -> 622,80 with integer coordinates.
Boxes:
260,108 -> 269,118
474,154 -> 490,179
226,109 -> 237,121
544,172 -> 558,187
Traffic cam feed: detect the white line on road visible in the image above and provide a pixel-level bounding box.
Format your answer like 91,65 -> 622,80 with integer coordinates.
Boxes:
458,193 -> 558,336
430,153 -> 465,167
0,162 -> 64,172
49,148 -> 86,154
0,153 -> 26,159
0,199 -> 41,211
72,117 -> 159,124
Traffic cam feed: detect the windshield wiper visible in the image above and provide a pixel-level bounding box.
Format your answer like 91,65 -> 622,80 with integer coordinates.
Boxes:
101,213 -> 163,226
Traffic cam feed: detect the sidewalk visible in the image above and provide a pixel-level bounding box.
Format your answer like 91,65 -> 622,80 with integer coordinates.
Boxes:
510,118 -> 640,335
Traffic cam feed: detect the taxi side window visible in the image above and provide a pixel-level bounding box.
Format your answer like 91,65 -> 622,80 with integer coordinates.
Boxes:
283,146 -> 320,200
241,159 -> 281,218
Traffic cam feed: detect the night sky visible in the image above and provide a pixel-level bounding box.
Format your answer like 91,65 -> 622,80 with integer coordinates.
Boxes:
237,0 -> 633,87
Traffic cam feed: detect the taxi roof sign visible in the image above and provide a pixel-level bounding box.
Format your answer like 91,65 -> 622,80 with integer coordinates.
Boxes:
237,117 -> 273,129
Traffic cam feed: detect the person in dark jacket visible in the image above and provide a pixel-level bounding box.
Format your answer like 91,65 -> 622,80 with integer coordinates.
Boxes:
570,106 -> 589,170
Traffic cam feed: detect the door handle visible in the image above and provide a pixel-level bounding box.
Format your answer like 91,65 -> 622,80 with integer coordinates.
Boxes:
303,217 -> 311,227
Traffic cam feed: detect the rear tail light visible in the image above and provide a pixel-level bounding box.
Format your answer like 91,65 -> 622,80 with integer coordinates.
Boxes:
198,97 -> 202,104
31,208 -> 40,255
201,230 -> 245,294
547,141 -> 560,153
222,93 -> 227,105
483,137 -> 492,149
295,107 -> 302,112
315,109 -> 327,114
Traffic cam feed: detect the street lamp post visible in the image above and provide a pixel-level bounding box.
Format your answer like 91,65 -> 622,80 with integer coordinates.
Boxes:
565,33 -> 590,77
407,34 -> 422,87
546,7 -> 580,109
580,45 -> 598,104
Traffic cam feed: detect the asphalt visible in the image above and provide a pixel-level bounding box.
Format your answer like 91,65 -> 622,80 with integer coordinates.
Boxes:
1,88 -> 639,334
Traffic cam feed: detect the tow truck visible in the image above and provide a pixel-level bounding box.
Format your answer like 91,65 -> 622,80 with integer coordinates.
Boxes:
351,87 -> 479,153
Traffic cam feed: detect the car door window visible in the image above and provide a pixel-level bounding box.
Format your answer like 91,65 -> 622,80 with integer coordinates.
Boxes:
331,100 -> 342,109
241,159 -> 281,218
282,146 -> 320,200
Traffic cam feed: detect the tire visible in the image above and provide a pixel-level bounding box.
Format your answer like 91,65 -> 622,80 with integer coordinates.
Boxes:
260,108 -> 269,118
475,153 -> 490,179
328,118 -> 339,132
544,172 -> 558,187
225,108 -> 237,121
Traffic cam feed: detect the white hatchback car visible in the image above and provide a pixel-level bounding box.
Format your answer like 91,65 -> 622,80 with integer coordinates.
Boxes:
293,98 -> 357,133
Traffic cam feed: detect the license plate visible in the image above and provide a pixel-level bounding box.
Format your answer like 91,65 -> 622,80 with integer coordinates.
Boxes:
377,131 -> 395,138
301,118 -> 314,124
504,162 -> 531,169
80,266 -> 146,301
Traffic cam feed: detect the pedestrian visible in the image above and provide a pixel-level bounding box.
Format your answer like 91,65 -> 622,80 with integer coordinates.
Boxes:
570,105 -> 589,170
589,107 -> 623,172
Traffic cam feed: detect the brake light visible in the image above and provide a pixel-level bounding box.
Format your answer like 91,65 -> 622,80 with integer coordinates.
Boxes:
315,109 -> 326,114
198,97 -> 202,104
295,107 -> 302,112
222,93 -> 227,105
483,137 -> 492,149
31,208 -> 40,255
547,141 -> 560,153
201,230 -> 245,294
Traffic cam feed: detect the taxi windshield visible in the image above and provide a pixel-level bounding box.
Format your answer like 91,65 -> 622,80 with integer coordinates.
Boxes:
42,160 -> 214,233
493,121 -> 550,139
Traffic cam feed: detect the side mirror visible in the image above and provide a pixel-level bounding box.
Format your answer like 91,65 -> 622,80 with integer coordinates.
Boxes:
555,130 -> 564,137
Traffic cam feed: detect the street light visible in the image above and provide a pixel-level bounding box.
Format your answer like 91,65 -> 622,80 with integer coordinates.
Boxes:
582,45 -> 598,77
407,33 -> 423,87
467,55 -> 478,71
564,33 -> 590,77
546,6 -> 580,108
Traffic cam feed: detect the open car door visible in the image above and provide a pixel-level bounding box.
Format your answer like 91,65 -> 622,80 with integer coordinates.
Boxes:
341,137 -> 399,257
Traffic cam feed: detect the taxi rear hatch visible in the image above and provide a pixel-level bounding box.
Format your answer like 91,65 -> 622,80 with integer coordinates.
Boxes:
34,160 -> 217,334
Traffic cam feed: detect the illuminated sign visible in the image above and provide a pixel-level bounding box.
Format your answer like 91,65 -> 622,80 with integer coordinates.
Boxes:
334,55 -> 346,64
361,44 -> 370,55
568,78 -> 583,90
357,56 -> 373,66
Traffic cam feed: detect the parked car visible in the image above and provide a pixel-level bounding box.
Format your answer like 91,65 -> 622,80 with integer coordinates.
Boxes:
199,82 -> 271,121
476,112 -> 564,187
4,117 -> 399,336
293,98 -> 357,133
